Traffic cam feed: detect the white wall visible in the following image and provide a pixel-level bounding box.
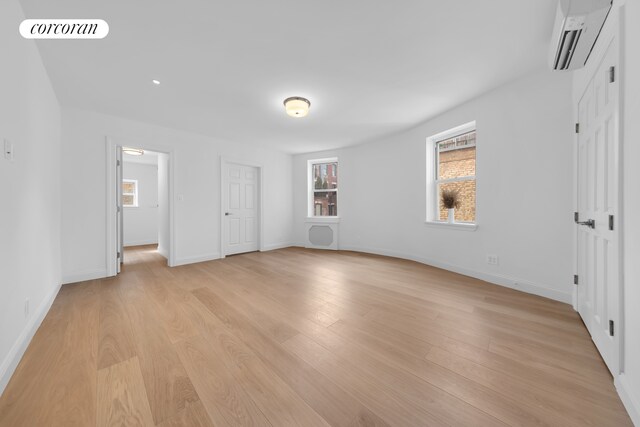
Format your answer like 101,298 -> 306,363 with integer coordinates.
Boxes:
123,161 -> 159,247
0,0 -> 61,394
293,69 -> 575,303
158,153 -> 170,259
60,108 -> 293,282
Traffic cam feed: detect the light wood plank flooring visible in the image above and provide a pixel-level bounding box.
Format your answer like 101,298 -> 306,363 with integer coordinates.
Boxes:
0,245 -> 632,426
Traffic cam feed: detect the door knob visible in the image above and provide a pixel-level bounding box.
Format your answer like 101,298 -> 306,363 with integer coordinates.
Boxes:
577,219 -> 595,229
225,212 -> 231,216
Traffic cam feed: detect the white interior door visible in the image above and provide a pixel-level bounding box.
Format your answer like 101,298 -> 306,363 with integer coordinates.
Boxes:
576,37 -> 620,375
224,162 -> 259,256
116,146 -> 124,272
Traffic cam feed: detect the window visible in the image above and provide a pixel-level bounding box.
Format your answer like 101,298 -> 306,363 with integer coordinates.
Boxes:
309,158 -> 338,217
427,122 -> 476,225
122,179 -> 138,207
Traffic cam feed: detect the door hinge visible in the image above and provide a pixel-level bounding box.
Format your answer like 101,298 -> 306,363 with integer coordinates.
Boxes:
575,123 -> 580,134
117,206 -> 121,213
609,66 -> 615,83
574,274 -> 579,285
117,251 -> 121,259
609,215 -> 614,231
574,212 -> 579,223
117,159 -> 121,167
609,320 -> 615,336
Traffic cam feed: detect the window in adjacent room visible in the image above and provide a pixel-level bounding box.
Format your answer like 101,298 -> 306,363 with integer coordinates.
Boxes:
309,158 -> 338,217
122,179 -> 138,207
427,122 -> 476,224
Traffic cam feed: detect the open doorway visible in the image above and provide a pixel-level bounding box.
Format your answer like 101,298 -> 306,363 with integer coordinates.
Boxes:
120,148 -> 167,268
106,138 -> 174,276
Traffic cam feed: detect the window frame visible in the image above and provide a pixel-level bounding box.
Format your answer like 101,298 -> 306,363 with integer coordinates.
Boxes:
426,122 -> 477,229
122,178 -> 139,208
307,157 -> 339,219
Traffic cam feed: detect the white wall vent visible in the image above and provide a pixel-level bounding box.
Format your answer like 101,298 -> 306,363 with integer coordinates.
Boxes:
305,222 -> 338,250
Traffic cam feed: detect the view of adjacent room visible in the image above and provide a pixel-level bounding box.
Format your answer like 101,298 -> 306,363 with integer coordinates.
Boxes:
1,0 -> 639,426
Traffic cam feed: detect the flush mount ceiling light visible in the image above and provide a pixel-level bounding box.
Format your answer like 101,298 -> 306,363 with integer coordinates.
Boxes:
152,79 -> 160,85
284,96 -> 311,118
123,147 -> 144,156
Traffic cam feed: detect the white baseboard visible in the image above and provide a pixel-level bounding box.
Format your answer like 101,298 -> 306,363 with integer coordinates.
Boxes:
262,242 -> 293,251
124,239 -> 158,247
339,245 -> 572,304
157,245 -> 168,259
616,374 -> 640,426
62,268 -> 108,284
0,282 -> 61,396
173,252 -> 221,267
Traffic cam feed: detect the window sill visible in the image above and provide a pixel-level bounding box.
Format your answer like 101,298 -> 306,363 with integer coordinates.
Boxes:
424,221 -> 477,231
306,217 -> 340,224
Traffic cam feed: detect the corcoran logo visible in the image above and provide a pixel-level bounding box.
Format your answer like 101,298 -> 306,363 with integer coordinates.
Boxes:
19,19 -> 109,39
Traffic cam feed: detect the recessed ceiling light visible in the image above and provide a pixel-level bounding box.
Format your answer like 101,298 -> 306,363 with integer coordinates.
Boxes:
284,96 -> 311,118
152,79 -> 160,85
123,147 -> 144,156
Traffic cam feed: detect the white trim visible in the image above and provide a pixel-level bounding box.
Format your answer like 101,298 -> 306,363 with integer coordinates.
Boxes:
424,221 -> 478,231
173,252 -> 221,267
62,268 -> 108,285
429,121 -> 477,143
616,374 -> 640,426
305,216 -> 340,224
0,282 -> 61,395
219,157 -> 265,258
124,239 -> 158,247
262,242 -> 294,251
106,136 -> 176,272
340,245 -> 572,304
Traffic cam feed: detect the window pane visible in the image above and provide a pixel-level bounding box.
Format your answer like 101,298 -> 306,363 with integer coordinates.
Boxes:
438,132 -> 476,180
438,180 -> 476,222
313,191 -> 337,216
122,194 -> 134,206
313,163 -> 338,190
123,181 -> 135,194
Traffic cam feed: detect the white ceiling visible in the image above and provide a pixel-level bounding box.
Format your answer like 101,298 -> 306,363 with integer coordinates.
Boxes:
20,0 -> 558,153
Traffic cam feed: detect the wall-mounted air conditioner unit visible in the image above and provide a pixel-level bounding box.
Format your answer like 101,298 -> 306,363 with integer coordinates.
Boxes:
549,0 -> 612,71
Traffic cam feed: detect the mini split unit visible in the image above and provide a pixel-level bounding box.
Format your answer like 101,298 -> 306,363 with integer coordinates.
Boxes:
549,0 -> 612,71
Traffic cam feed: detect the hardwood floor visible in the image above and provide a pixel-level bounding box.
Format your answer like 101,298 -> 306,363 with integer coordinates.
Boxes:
0,245 -> 632,426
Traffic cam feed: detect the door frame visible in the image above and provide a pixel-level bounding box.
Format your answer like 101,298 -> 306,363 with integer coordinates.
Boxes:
219,156 -> 264,258
106,136 -> 176,275
572,6 -> 625,375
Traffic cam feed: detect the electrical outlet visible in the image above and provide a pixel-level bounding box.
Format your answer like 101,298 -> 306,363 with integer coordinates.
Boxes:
24,298 -> 30,318
4,139 -> 14,161
486,254 -> 499,265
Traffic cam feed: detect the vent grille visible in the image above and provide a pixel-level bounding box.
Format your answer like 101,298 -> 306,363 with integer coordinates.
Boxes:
553,29 -> 583,70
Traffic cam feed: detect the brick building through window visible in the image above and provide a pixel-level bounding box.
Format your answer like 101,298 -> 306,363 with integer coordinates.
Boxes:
311,161 -> 338,216
427,124 -> 477,224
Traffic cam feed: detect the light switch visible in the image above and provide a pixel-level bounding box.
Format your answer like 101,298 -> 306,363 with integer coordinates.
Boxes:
4,139 -> 14,161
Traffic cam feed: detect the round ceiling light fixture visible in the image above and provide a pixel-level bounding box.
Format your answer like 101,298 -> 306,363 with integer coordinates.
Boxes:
152,79 -> 161,85
123,147 -> 144,156
284,96 -> 311,118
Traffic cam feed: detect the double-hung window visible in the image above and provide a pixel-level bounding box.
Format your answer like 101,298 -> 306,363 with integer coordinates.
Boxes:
309,158 -> 338,217
122,179 -> 138,208
427,122 -> 476,225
